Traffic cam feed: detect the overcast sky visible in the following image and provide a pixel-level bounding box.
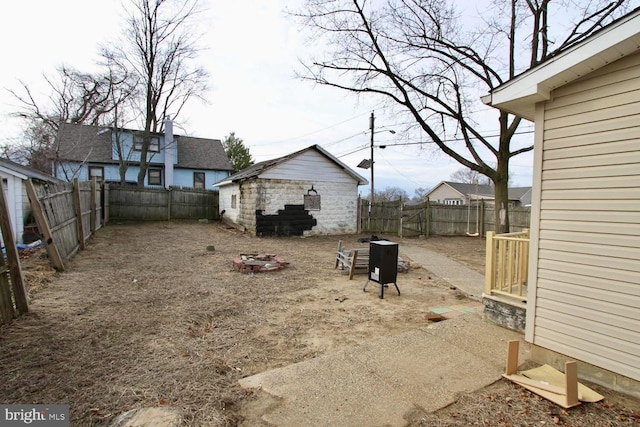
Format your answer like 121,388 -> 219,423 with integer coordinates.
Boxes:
0,0 -> 534,196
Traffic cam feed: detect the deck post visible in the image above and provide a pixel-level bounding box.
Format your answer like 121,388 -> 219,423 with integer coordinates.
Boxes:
485,231 -> 495,295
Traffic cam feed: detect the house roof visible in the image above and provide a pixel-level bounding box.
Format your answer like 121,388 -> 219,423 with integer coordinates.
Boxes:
427,181 -> 531,202
56,123 -> 233,171
215,144 -> 368,186
0,157 -> 61,183
442,181 -> 495,198
56,123 -> 113,164
483,7 -> 640,120
508,187 -> 532,205
175,135 -> 233,171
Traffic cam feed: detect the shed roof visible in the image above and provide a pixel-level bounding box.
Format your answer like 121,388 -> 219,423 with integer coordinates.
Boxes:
215,144 -> 368,186
0,157 -> 61,183
483,7 -> 640,120
56,123 -> 233,171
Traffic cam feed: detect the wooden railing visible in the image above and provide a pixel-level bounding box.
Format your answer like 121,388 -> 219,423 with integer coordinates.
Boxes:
485,229 -> 529,301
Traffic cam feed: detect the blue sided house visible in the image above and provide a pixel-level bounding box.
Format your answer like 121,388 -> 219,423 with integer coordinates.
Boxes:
54,120 -> 233,188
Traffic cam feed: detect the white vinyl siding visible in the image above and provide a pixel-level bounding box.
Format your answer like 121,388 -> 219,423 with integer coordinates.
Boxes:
531,52 -> 640,381
218,184 -> 241,223
259,150 -> 355,183
427,184 -> 466,205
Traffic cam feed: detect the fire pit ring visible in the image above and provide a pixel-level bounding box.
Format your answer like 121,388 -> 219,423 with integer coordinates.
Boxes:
233,253 -> 289,273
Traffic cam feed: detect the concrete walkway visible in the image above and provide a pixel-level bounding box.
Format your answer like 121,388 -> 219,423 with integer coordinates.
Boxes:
400,243 -> 486,301
238,245 -> 526,427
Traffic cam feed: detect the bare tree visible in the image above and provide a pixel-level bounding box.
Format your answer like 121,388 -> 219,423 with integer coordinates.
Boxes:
450,168 -> 492,186
413,186 -> 430,202
0,122 -> 53,172
6,66 -> 118,173
103,0 -> 209,186
105,67 -> 139,185
296,0 -> 631,233
375,186 -> 409,202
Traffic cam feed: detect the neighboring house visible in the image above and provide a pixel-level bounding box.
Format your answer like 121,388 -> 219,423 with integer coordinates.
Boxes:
508,186 -> 532,207
484,8 -> 640,395
215,145 -> 368,236
55,120 -> 233,188
0,157 -> 61,244
426,181 -> 532,207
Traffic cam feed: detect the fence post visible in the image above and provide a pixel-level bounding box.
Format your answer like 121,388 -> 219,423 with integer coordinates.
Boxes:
0,179 -> 28,314
0,254 -> 14,323
479,199 -> 485,237
73,179 -> 86,250
425,198 -> 430,238
103,183 -> 110,225
398,197 -> 403,238
90,177 -> 97,233
167,187 -> 172,221
357,196 -> 361,233
484,231 -> 495,296
25,180 -> 65,271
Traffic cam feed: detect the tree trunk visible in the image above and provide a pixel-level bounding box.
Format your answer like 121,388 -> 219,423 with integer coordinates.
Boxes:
493,175 -> 510,234
136,156 -> 147,186
119,163 -> 127,185
136,131 -> 150,187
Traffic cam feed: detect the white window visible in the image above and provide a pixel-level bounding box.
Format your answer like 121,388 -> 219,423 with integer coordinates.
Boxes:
88,166 -> 104,182
134,135 -> 160,152
148,169 -> 162,186
193,172 -> 205,189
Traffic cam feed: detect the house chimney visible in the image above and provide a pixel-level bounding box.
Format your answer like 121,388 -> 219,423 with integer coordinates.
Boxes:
164,117 -> 174,188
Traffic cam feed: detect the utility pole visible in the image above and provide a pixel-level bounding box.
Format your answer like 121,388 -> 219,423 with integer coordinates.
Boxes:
359,111 -> 395,232
369,111 -> 375,207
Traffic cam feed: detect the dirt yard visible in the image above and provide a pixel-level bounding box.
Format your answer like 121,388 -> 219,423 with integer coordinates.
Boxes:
0,222 -> 637,426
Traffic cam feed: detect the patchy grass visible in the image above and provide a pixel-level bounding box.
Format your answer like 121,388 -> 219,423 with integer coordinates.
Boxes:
0,222 -> 637,426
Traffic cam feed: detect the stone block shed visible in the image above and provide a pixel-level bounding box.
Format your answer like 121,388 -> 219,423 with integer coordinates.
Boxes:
214,145 -> 368,236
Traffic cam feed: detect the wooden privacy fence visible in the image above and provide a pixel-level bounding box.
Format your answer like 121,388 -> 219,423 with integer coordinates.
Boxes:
108,185 -> 220,221
485,229 -> 530,301
0,180 -> 29,325
358,198 -> 531,237
26,178 -> 106,271
24,181 -> 218,271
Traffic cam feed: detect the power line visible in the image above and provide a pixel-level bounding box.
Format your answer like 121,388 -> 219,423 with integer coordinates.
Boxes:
335,143 -> 370,158
249,101 -> 390,148
378,153 -> 426,188
250,112 -> 371,147
377,129 -> 535,148
321,131 -> 367,148
335,129 -> 535,157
